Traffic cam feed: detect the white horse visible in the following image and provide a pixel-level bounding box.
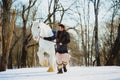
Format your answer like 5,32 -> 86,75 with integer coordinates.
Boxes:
31,20 -> 56,72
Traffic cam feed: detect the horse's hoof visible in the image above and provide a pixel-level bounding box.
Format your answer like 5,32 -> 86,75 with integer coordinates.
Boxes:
47,67 -> 54,72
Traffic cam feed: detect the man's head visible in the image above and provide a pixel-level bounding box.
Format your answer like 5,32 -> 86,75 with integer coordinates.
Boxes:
57,24 -> 65,31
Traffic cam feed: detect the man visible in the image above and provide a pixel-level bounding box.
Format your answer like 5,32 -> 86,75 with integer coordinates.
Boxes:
44,24 -> 70,74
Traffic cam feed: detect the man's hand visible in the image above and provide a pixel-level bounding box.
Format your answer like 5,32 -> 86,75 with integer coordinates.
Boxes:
59,43 -> 62,45
54,39 -> 56,43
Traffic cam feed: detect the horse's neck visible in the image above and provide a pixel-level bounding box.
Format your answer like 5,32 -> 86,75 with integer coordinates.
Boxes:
40,22 -> 53,37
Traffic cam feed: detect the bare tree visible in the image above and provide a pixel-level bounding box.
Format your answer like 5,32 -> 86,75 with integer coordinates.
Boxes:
0,0 -> 17,71
72,0 -> 91,66
92,0 -> 101,66
53,0 -> 58,26
21,0 -> 37,68
45,0 -> 75,28
0,0 -> 13,71
109,0 -> 120,53
106,18 -> 120,65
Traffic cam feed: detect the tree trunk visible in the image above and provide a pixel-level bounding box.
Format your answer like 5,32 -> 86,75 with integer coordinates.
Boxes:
21,16 -> 27,67
7,10 -> 16,69
106,23 -> 120,65
21,0 -> 37,67
53,0 -> 57,27
0,0 -> 12,71
93,0 -> 100,66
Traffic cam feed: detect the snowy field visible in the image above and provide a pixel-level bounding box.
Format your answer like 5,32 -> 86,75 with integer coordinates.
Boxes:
0,66 -> 120,80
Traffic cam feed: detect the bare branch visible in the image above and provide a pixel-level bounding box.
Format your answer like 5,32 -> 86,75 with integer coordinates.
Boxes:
24,0 -> 37,11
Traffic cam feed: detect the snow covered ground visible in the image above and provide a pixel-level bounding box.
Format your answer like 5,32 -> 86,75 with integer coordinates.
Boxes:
0,66 -> 120,80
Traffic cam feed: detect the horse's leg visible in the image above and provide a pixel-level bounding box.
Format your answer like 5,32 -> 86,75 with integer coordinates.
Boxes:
47,47 -> 56,72
37,47 -> 45,66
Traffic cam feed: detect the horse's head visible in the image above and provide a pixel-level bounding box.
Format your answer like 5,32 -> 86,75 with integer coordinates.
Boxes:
31,20 -> 53,42
31,20 -> 41,41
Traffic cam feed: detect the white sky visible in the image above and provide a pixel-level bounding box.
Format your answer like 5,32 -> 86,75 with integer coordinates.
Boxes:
20,0 -> 29,4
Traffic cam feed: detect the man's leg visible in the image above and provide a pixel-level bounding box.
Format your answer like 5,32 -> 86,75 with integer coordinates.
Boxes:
57,63 -> 63,74
56,53 -> 63,74
61,53 -> 71,72
63,62 -> 67,72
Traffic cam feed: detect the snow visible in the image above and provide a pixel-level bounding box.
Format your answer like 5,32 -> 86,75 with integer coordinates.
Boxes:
0,66 -> 120,80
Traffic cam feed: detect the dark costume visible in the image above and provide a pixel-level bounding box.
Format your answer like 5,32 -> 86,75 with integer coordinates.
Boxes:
44,30 -> 70,54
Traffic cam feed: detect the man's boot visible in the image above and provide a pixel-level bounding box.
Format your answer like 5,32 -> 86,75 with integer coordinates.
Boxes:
57,64 -> 63,74
63,64 -> 67,72
57,68 -> 63,74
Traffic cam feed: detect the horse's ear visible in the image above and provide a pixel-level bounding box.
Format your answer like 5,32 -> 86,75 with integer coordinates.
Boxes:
32,21 -> 34,24
30,21 -> 33,27
31,21 -> 33,26
31,20 -> 36,24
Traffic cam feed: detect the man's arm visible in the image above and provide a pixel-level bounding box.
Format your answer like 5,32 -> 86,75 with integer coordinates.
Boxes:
62,32 -> 70,44
44,35 -> 55,41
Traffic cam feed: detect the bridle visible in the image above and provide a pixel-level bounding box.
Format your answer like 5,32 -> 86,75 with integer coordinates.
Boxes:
37,25 -> 42,40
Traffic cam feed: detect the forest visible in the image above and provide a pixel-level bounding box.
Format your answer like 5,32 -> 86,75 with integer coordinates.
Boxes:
0,0 -> 120,72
